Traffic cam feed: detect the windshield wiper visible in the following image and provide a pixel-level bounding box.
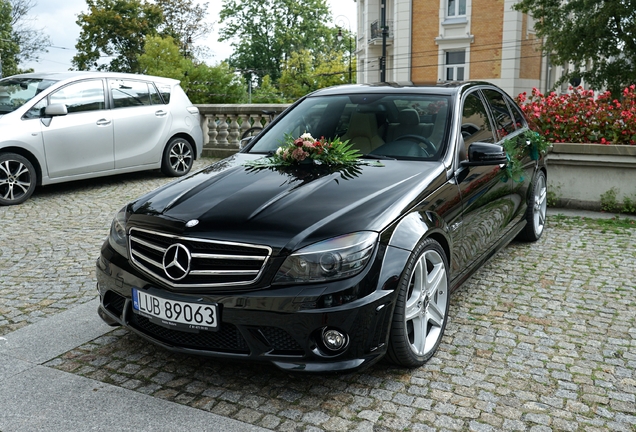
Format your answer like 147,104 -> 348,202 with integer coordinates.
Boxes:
361,154 -> 396,160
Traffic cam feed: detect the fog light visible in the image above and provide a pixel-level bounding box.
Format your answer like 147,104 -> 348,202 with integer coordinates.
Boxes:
323,329 -> 347,351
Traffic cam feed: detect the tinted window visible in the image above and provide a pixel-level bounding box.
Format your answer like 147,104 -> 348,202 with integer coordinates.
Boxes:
508,97 -> 527,130
461,92 -> 495,146
482,89 -> 515,139
49,80 -> 106,113
111,80 -> 151,108
248,94 -> 451,160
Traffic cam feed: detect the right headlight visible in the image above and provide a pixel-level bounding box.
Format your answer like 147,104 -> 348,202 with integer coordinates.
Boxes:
273,232 -> 378,285
108,205 -> 131,258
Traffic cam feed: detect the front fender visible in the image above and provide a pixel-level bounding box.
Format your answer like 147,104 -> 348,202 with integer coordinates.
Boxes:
386,211 -> 450,252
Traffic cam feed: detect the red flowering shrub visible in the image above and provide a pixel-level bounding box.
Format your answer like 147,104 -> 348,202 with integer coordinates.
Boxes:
516,85 -> 636,145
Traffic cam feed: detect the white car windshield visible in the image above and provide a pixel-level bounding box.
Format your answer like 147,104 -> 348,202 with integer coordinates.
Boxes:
0,77 -> 57,114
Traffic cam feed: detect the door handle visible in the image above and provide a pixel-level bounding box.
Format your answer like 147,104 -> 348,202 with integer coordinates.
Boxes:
155,110 -> 167,117
96,119 -> 111,126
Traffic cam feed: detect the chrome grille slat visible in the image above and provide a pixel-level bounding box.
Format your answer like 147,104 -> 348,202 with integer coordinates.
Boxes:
133,237 -> 167,253
191,253 -> 266,261
190,269 -> 260,276
131,249 -> 163,269
128,227 -> 271,288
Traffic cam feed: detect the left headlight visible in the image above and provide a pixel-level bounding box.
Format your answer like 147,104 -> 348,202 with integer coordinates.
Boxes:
273,232 -> 378,285
108,205 -> 131,258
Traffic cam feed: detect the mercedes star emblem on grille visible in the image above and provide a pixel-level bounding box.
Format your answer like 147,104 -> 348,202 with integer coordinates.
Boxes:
162,243 -> 191,280
185,219 -> 199,228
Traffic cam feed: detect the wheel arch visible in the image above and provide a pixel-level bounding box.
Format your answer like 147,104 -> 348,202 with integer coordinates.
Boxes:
0,146 -> 43,186
386,211 -> 452,270
163,133 -> 198,161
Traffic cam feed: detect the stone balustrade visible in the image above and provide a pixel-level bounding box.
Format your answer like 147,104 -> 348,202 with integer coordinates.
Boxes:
196,104 -> 291,158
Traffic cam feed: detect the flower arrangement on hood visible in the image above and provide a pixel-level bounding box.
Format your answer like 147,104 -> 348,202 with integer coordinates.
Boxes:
245,133 -> 368,168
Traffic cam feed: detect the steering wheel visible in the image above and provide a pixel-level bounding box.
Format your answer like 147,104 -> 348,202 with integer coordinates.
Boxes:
393,134 -> 436,154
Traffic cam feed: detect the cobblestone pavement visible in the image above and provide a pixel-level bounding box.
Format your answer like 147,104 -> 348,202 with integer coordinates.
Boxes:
0,159 -> 212,335
2,162 -> 636,431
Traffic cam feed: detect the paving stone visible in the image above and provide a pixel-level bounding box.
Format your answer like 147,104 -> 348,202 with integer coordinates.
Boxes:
4,173 -> 636,431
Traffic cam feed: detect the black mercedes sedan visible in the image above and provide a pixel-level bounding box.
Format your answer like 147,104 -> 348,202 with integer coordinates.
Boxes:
96,82 -> 548,372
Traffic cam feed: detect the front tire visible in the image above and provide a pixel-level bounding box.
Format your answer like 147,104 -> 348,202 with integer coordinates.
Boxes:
387,238 -> 450,368
517,170 -> 547,242
161,137 -> 194,177
0,153 -> 37,206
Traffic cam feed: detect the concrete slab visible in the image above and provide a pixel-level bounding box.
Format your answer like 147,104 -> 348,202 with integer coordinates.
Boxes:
0,298 -> 112,364
0,366 -> 268,432
0,353 -> 33,383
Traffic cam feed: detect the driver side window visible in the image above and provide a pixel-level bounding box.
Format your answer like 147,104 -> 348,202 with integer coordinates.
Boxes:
49,80 -> 106,113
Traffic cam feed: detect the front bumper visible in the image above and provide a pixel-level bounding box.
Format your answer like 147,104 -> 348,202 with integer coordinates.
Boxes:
96,241 -> 398,373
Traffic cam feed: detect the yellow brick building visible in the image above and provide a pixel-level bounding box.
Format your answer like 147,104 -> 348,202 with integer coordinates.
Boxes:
355,0 -> 551,96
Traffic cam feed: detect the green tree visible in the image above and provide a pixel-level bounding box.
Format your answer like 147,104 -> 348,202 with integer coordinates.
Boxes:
514,0 -> 636,95
9,0 -> 51,66
73,0 -> 163,72
278,47 -> 355,101
138,35 -> 186,79
154,0 -> 210,57
1,0 -> 19,77
138,35 -> 244,104
218,0 -> 333,83
250,75 -> 286,103
181,62 -> 246,104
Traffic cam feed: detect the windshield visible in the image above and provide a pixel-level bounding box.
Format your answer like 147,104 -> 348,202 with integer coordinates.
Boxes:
248,94 -> 452,160
0,77 -> 57,115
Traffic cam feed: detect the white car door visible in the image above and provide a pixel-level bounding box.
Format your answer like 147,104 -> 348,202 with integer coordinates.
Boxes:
42,79 -> 114,178
109,79 -> 171,169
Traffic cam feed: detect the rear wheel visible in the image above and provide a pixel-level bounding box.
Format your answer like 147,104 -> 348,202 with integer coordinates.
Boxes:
161,137 -> 194,177
387,238 -> 450,367
0,153 -> 37,206
517,170 -> 547,242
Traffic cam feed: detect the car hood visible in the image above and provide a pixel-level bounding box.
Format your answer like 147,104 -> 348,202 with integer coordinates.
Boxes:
129,154 -> 446,254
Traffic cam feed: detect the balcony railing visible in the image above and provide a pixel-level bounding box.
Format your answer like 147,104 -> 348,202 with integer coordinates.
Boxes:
197,104 -> 291,158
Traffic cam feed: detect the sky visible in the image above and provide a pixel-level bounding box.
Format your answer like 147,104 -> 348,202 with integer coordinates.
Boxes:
20,0 -> 358,73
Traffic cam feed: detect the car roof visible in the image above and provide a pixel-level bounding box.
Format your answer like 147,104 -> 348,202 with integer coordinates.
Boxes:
307,81 -> 499,97
5,71 -> 180,85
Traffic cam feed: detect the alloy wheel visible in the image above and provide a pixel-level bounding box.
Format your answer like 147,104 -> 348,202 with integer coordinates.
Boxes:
404,249 -> 449,357
533,174 -> 547,237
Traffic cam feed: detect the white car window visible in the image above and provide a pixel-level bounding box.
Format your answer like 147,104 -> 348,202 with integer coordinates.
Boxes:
111,80 -> 151,109
49,80 -> 106,113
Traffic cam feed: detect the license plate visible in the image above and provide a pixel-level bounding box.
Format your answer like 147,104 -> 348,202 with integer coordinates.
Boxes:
132,288 -> 218,332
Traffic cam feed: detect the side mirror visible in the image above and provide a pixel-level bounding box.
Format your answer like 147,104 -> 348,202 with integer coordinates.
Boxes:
461,142 -> 507,166
44,103 -> 68,117
239,136 -> 253,150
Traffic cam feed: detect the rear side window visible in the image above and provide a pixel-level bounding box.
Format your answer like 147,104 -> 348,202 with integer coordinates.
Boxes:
156,83 -> 171,104
482,89 -> 515,139
461,92 -> 495,145
111,80 -> 151,108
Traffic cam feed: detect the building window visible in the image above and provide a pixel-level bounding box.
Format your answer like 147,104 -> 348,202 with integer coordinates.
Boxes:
448,0 -> 467,17
445,50 -> 466,81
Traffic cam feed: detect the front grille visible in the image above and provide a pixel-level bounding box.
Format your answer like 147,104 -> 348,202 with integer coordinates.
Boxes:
129,313 -> 250,354
129,228 -> 271,288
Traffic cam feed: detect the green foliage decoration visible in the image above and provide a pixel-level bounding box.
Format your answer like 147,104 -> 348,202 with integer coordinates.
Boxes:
501,130 -> 550,183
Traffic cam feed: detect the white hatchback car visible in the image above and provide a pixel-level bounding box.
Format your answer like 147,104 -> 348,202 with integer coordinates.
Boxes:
0,71 -> 203,205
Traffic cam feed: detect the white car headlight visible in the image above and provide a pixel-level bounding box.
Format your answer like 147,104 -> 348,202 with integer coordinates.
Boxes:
108,205 -> 131,257
273,232 -> 378,284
